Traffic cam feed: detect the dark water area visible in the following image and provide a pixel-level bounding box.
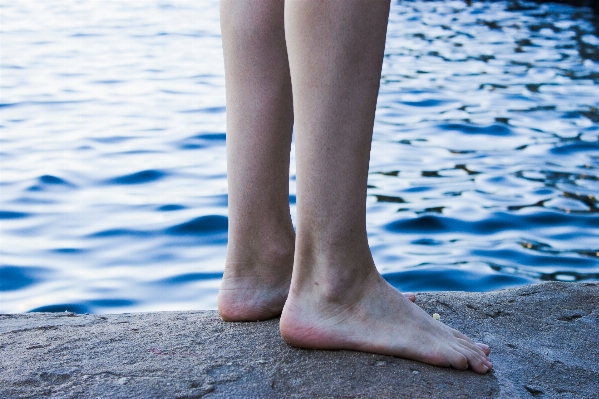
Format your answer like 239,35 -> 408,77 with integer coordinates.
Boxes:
511,0 -> 599,14
1,0 -> 598,314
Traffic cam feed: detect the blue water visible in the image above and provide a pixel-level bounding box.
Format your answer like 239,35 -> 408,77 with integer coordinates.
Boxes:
1,0 -> 598,314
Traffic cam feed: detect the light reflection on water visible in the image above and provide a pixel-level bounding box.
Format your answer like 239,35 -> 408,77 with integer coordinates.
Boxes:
1,0 -> 598,314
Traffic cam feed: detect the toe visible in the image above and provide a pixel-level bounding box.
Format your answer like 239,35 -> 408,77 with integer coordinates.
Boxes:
451,330 -> 491,358
455,340 -> 493,373
470,353 -> 492,374
476,343 -> 491,356
402,292 -> 416,302
471,359 -> 490,374
455,345 -> 491,374
457,338 -> 487,359
451,328 -> 477,345
449,351 -> 469,371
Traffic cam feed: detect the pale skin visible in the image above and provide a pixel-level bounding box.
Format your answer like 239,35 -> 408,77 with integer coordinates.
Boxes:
218,0 -> 492,374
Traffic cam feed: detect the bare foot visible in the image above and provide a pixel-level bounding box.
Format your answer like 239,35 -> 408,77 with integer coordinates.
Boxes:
218,256 -> 293,321
280,268 -> 492,373
217,228 -> 415,321
218,237 -> 417,322
219,264 -> 416,321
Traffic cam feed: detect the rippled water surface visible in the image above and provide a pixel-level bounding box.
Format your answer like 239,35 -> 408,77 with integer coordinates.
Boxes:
1,0 -> 598,313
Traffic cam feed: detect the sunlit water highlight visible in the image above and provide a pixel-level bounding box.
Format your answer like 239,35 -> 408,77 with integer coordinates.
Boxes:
1,0 -> 598,313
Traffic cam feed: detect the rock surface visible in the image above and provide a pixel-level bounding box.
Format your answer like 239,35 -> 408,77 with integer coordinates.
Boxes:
1,282 -> 597,398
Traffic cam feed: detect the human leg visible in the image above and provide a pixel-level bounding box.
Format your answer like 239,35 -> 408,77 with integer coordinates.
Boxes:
218,0 -> 415,321
280,0 -> 492,373
218,0 -> 295,321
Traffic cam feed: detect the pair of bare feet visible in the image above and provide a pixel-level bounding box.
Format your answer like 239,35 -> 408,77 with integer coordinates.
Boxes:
219,0 -> 491,375
218,246 -> 492,374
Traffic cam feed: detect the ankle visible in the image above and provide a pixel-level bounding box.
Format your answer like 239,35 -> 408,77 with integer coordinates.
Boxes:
225,234 -> 295,279
289,247 -> 378,304
295,221 -> 368,253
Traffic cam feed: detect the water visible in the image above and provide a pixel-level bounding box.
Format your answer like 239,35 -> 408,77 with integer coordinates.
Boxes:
1,0 -> 598,314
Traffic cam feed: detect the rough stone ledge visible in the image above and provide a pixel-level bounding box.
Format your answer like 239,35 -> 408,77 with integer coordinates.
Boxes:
1,281 -> 597,398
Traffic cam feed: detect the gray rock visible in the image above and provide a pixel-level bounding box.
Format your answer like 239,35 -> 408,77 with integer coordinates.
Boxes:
1,282 -> 597,398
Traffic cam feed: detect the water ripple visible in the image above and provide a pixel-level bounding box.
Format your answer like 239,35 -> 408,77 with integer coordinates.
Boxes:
386,211 -> 599,235
0,266 -> 51,292
165,215 -> 228,236
105,170 -> 168,185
